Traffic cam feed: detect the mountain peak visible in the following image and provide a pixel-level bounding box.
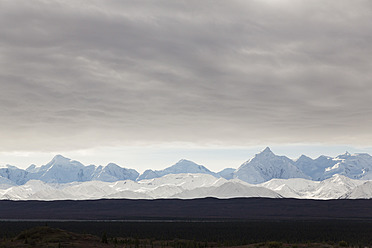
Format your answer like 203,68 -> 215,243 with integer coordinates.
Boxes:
296,154 -> 313,163
236,146 -> 310,184
52,154 -> 70,162
177,159 -> 193,164
262,147 -> 272,153
257,147 -> 274,157
46,155 -> 73,167
172,159 -> 200,169
171,159 -> 202,169
106,163 -> 120,168
299,154 -> 310,159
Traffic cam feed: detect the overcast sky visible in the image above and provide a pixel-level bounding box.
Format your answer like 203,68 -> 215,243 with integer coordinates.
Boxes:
1,0 -> 372,170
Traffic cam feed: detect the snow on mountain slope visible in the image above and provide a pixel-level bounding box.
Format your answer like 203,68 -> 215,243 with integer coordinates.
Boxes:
173,179 -> 282,199
322,152 -> 372,180
312,174 -> 366,199
1,172 -> 371,200
27,155 -> 95,183
341,181 -> 372,199
25,187 -> 76,201
260,178 -> 320,199
54,180 -> 150,200
137,159 -> 219,180
234,147 -> 310,184
137,173 -> 225,190
6,155 -> 140,185
69,173 -> 225,200
92,163 -> 139,182
0,174 -> 226,200
61,180 -> 122,199
209,180 -> 282,198
261,174 -> 366,199
0,180 -> 60,200
0,174 -> 278,200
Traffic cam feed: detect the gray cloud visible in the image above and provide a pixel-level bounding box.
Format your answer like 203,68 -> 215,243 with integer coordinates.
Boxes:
1,0 -> 372,151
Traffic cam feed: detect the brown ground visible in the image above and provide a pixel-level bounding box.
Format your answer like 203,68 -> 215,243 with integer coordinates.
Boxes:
0,226 -> 111,248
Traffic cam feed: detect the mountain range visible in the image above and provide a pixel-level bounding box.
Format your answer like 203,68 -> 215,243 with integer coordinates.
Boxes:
3,147 -> 372,185
1,147 -> 372,200
0,173 -> 371,200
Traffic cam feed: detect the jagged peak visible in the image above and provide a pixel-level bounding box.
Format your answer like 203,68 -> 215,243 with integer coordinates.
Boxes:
262,147 -> 273,153
255,147 -> 275,157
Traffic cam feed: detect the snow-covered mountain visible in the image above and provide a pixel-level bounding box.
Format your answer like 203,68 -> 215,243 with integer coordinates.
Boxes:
137,159 -> 219,181
2,147 -> 372,200
233,147 -> 310,184
0,174 -> 280,200
173,179 -> 281,199
293,152 -> 372,181
0,155 -> 139,185
322,152 -> 372,180
91,163 -> 139,182
260,174 -> 366,199
1,173 -> 371,200
340,181 -> 372,199
26,155 -> 96,183
0,174 -> 223,200
259,177 -> 319,199
232,148 -> 372,183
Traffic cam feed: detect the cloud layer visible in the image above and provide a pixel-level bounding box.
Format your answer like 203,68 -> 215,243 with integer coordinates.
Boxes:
1,0 -> 372,151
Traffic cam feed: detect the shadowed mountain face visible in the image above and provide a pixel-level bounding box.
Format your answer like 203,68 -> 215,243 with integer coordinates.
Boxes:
217,168 -> 235,180
294,155 -> 335,181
